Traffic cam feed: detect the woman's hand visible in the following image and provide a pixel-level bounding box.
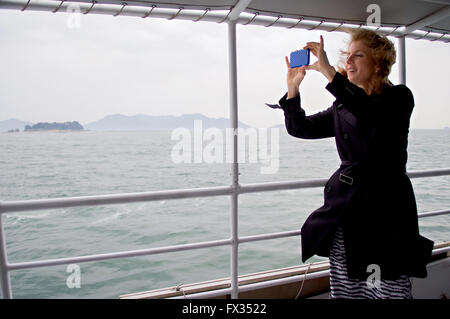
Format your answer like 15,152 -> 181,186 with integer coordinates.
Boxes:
285,56 -> 306,99
304,35 -> 336,82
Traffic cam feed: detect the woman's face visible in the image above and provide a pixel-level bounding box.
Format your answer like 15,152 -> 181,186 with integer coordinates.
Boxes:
345,40 -> 378,86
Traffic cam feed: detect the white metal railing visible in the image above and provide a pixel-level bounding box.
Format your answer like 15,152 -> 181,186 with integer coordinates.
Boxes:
1,0 -> 450,43
0,168 -> 449,299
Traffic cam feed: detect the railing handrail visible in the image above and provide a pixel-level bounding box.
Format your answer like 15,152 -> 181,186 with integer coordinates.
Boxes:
5,208 -> 449,272
1,168 -> 449,215
1,0 -> 450,43
0,168 -> 449,298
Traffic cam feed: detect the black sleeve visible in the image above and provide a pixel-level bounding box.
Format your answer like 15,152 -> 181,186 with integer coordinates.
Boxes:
278,93 -> 334,139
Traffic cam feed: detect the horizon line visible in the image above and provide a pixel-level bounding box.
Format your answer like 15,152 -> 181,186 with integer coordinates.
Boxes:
1,115 -> 449,130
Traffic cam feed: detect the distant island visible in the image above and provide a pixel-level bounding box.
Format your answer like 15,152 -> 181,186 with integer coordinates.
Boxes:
0,115 -> 250,132
24,121 -> 84,131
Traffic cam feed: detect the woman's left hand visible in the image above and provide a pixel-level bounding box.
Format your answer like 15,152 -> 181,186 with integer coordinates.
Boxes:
304,35 -> 336,82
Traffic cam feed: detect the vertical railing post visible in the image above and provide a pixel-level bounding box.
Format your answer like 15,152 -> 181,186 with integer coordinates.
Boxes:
227,20 -> 239,299
0,206 -> 13,299
226,1 -> 252,299
397,36 -> 406,85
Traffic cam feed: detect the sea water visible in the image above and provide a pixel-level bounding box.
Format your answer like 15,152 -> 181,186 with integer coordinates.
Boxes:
0,129 -> 448,298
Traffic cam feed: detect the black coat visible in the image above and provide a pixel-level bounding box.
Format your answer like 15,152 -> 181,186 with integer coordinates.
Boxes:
277,72 -> 434,280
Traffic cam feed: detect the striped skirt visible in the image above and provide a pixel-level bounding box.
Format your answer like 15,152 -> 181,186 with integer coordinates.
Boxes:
329,226 -> 412,299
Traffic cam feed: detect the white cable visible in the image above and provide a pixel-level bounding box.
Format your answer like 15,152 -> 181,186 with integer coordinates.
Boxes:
295,263 -> 313,299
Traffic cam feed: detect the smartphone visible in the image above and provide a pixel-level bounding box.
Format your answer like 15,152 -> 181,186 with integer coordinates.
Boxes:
290,49 -> 310,68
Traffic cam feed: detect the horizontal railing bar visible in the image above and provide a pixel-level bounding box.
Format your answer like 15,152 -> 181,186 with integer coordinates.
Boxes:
7,211 -> 449,271
0,0 -> 449,42
2,168 -> 449,215
418,209 -> 450,219
0,177 -> 330,214
407,168 -> 450,178
239,229 -> 302,244
6,238 -> 232,271
238,178 -> 326,194
238,168 -> 450,194
432,246 -> 450,256
6,229 -> 308,271
0,185 -> 233,214
236,209 -> 450,246
236,209 -> 450,245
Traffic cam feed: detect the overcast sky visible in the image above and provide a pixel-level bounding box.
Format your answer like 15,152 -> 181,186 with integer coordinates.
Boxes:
0,9 -> 449,129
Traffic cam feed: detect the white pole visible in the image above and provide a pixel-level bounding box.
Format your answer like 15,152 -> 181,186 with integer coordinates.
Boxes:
398,36 -> 406,85
0,215 -> 12,299
227,20 -> 239,300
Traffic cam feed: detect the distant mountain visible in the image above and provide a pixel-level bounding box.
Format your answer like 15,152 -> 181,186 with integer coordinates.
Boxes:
83,113 -> 251,130
0,119 -> 33,132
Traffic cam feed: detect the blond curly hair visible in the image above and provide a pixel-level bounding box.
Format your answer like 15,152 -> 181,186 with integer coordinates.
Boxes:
337,28 -> 396,87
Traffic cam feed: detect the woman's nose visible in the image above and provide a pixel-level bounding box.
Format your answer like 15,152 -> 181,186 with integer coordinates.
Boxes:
346,54 -> 354,63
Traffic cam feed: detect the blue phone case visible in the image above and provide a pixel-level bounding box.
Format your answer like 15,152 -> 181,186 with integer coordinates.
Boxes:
290,49 -> 310,68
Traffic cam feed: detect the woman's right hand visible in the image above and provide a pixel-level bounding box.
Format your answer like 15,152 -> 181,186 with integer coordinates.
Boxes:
285,56 -> 306,99
304,35 -> 336,83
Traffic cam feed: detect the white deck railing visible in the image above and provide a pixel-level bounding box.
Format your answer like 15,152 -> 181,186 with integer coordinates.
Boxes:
1,0 -> 450,43
0,168 -> 449,299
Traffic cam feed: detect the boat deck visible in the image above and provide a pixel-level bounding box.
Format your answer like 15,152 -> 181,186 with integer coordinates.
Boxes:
120,241 -> 450,299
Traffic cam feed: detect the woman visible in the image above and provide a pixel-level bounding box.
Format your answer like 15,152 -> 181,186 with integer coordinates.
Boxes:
276,29 -> 434,298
